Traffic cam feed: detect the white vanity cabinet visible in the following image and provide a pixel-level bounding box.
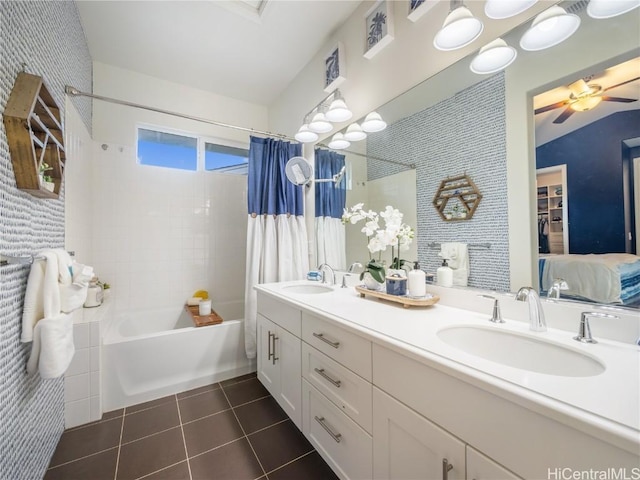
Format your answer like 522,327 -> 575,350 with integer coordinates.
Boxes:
256,294 -> 302,429
373,387 -> 465,480
466,446 -> 522,480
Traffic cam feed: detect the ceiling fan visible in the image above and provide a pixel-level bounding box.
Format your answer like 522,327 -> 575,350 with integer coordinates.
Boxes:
534,75 -> 639,124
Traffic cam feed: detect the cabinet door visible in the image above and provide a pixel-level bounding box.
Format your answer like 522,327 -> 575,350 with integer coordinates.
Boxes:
373,387 -> 465,480
275,326 -> 302,429
257,314 -> 280,398
466,446 -> 522,480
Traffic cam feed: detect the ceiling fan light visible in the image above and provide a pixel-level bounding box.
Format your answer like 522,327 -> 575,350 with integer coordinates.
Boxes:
484,0 -> 538,19
587,0 -> 640,19
328,132 -> 351,150
519,6 -> 580,51
343,123 -> 367,142
469,38 -> 518,74
361,112 -> 387,133
308,112 -> 333,133
294,124 -> 319,143
433,6 -> 484,51
325,99 -> 353,122
570,95 -> 603,112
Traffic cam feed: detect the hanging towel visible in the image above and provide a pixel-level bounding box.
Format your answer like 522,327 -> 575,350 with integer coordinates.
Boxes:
26,312 -> 74,379
60,262 -> 94,313
21,251 -> 61,343
440,242 -> 470,287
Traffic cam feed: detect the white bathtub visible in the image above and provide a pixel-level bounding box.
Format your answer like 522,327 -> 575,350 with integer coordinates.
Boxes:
102,307 -> 255,411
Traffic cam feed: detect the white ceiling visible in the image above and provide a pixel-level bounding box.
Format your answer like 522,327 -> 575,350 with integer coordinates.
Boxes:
76,0 -> 361,106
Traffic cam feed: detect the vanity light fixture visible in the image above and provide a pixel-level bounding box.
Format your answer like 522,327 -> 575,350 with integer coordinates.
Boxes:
433,3 -> 484,51
294,124 -> 319,143
587,0 -> 640,19
343,123 -> 367,142
325,98 -> 353,123
469,38 -> 517,75
361,112 -> 387,133
327,132 -> 351,150
484,0 -> 538,19
519,6 -> 580,51
307,112 -> 333,134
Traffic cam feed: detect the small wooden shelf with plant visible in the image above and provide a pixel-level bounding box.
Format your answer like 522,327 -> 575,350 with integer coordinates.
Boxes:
3,72 -> 65,199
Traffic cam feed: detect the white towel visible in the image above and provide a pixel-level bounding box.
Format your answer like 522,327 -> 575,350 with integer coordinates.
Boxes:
21,251 -> 61,343
26,312 -> 74,379
440,242 -> 470,287
60,263 -> 94,313
55,249 -> 73,286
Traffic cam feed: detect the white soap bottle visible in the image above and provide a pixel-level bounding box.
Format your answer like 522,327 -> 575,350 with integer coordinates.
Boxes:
437,259 -> 453,287
408,261 -> 426,297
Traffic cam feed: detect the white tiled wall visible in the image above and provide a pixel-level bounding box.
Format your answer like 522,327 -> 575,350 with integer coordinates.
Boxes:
90,142 -> 247,319
64,305 -> 110,429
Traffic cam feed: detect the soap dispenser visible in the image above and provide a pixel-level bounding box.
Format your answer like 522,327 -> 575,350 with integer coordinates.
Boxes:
408,261 -> 426,297
437,259 -> 453,287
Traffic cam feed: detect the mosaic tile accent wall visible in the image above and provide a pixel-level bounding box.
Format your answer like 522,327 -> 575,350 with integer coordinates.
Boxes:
367,73 -> 510,291
0,2 -> 92,478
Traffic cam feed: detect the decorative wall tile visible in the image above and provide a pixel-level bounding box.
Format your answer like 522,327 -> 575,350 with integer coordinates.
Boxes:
367,73 -> 510,291
0,2 -> 92,478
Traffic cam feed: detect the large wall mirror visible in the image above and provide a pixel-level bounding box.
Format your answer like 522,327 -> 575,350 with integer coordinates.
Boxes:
323,0 -> 640,311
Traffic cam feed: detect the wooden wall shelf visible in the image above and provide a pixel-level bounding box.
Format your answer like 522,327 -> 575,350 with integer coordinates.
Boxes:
3,72 -> 65,199
432,174 -> 482,222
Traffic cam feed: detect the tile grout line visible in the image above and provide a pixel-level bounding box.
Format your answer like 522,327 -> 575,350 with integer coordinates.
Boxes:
46,446 -> 120,470
134,459 -> 188,480
113,408 -> 126,480
264,450 -> 316,477
175,394 -> 193,480
219,383 -> 268,479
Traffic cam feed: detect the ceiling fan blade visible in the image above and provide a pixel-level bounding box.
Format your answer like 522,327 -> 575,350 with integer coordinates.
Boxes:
602,76 -> 640,92
601,96 -> 637,103
553,107 -> 575,124
535,101 -> 569,115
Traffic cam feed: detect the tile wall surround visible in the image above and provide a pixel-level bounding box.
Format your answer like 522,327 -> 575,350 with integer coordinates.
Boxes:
367,73 -> 510,292
89,141 -> 248,320
0,1 -> 92,479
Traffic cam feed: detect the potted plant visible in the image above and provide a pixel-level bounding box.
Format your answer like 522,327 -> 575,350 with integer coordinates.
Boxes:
342,203 -> 414,290
39,162 -> 55,192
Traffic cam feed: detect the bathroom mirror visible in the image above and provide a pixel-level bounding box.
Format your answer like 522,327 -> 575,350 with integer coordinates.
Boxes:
332,0 -> 640,309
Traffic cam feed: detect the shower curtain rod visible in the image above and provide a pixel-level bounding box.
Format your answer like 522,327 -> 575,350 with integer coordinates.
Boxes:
64,86 -> 415,170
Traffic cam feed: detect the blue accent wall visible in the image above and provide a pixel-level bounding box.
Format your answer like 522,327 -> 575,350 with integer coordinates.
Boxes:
536,110 -> 640,254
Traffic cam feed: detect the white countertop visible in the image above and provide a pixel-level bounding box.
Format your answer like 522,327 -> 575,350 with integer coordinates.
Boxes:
255,280 -> 640,454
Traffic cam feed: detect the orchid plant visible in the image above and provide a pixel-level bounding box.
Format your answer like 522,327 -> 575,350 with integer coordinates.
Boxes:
342,203 -> 414,282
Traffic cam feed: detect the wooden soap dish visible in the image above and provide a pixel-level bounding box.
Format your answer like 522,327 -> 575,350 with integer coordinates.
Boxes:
355,285 -> 440,308
185,305 -> 224,327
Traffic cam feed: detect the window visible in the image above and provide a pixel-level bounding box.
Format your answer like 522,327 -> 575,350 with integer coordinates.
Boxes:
137,128 -> 197,171
204,142 -> 249,174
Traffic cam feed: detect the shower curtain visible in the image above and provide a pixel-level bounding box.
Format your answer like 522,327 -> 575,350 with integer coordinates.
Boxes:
244,136 -> 309,358
315,148 -> 346,270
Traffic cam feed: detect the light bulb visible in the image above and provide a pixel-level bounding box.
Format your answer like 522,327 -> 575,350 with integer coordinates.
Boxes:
325,99 -> 353,123
470,38 -> 518,75
587,0 -> 640,19
484,0 -> 538,19
520,6 -> 580,51
294,124 -> 319,143
328,132 -> 351,150
433,6 -> 484,51
308,112 -> 333,134
361,112 -> 387,133
343,123 -> 367,142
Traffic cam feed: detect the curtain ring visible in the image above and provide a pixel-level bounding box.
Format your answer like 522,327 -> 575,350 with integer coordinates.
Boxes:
250,212 -> 257,218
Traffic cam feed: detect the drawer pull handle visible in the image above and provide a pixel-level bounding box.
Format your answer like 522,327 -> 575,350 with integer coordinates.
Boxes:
312,332 -> 340,349
267,331 -> 274,361
442,458 -> 454,480
272,334 -> 279,365
314,368 -> 341,388
314,416 -> 342,443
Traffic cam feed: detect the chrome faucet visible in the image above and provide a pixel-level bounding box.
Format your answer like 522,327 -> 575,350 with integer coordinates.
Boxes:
347,262 -> 364,274
317,263 -> 336,285
477,294 -> 504,323
547,278 -> 569,299
574,311 -> 618,344
515,287 -> 547,332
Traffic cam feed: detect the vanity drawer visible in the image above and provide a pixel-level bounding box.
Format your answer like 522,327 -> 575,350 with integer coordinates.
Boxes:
302,379 -> 372,480
302,343 -> 372,434
257,292 -> 301,336
302,313 -> 372,380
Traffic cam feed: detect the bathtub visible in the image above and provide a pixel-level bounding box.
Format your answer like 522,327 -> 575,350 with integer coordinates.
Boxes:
102,307 -> 255,411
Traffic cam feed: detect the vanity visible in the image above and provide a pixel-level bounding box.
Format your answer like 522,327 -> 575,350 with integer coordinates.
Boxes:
255,281 -> 640,480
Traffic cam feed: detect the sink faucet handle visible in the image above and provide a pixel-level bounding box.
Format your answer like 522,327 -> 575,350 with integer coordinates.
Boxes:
548,278 -> 569,299
574,311 -> 619,344
477,294 -> 505,324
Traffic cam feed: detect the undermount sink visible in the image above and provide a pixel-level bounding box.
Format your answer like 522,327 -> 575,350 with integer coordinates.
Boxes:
437,326 -> 605,377
282,283 -> 333,294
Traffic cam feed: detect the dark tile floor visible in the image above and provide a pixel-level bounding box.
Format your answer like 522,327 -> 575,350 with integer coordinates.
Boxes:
45,373 -> 338,480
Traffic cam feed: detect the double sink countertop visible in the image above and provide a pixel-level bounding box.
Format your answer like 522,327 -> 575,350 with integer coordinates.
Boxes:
254,280 -> 640,455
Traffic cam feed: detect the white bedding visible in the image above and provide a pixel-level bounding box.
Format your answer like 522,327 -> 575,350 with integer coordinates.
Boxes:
540,253 -> 639,304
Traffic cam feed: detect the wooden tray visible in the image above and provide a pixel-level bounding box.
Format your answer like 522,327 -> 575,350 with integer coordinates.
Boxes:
185,305 -> 224,327
355,285 -> 440,308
